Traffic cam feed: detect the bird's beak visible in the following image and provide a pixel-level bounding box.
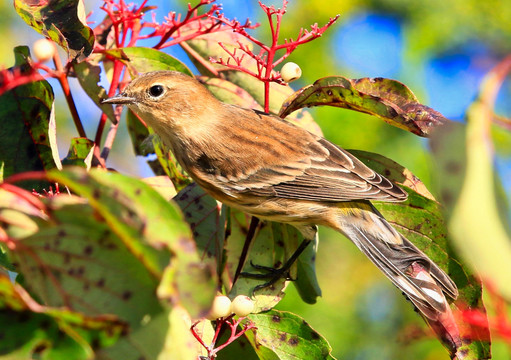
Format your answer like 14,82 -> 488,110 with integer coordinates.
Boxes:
101,93 -> 136,105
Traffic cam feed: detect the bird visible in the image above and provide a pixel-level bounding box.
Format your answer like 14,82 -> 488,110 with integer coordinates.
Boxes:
102,70 -> 458,320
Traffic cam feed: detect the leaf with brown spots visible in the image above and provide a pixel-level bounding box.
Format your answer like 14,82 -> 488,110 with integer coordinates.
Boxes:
226,213 -> 320,312
0,268 -> 126,358
0,46 -> 57,191
46,168 -> 217,319
61,137 -> 94,168
14,0 -> 94,60
173,183 -> 226,276
226,215 -> 288,312
7,194 -> 163,327
245,310 -> 334,360
1,170 -> 217,358
279,76 -> 448,137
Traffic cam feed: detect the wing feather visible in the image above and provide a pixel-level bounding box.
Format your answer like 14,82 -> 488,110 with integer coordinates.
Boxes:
202,107 -> 407,203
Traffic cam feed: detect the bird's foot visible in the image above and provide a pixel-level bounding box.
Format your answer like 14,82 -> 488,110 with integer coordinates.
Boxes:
240,261 -> 294,293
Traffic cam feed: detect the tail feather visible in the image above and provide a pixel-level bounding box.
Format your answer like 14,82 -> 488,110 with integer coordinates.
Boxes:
335,206 -> 458,320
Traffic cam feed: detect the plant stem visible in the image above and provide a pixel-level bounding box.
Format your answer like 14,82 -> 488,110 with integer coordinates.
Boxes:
52,54 -> 86,138
95,61 -> 123,146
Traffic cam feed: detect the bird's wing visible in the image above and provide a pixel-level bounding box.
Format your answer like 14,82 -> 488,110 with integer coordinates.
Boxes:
210,108 -> 407,203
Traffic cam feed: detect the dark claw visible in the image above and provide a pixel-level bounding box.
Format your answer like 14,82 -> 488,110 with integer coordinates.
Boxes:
240,261 -> 293,294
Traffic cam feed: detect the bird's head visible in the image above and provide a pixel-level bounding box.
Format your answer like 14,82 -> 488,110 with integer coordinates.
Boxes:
102,70 -> 217,131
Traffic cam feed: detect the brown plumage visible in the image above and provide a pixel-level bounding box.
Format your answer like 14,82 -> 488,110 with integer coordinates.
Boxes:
103,70 -> 458,320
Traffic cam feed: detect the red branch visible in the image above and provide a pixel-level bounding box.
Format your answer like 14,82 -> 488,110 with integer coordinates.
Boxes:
210,0 -> 339,112
191,315 -> 257,358
462,283 -> 511,343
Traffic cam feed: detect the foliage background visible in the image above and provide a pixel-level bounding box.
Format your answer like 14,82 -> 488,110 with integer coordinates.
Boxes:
1,0 -> 510,359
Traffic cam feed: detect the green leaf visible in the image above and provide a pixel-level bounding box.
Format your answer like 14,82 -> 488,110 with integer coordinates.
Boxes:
14,0 -> 94,60
0,272 -> 126,359
0,186 -> 43,240
350,149 -> 435,201
156,306 -> 200,360
8,194 -> 164,326
227,215 -> 293,312
150,129 -> 193,191
72,61 -> 116,123
46,168 -> 216,319
294,230 -> 321,305
200,76 -> 262,109
0,46 -> 57,191
127,109 -> 151,156
429,121 -> 467,212
279,76 -> 448,137
61,137 -> 94,168
141,176 -> 177,201
245,310 -> 335,360
173,183 -> 226,276
106,47 -> 193,75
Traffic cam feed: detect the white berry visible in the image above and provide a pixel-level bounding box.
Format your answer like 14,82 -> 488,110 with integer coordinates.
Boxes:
33,39 -> 56,63
207,295 -> 232,320
230,295 -> 254,317
281,62 -> 302,83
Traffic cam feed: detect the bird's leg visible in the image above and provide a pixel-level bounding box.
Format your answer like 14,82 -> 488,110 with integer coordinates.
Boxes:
241,237 -> 312,292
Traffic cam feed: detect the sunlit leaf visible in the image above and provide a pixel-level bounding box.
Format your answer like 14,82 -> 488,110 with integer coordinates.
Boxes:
0,185 -> 44,240
14,0 -> 94,60
156,306 -> 199,360
126,109 -> 151,156
0,272 -> 126,359
61,138 -> 94,168
73,61 -> 116,123
351,149 -> 435,201
227,214 -> 295,312
173,183 -> 225,275
141,176 -> 177,201
106,47 -> 193,76
245,310 -> 335,360
199,76 -> 261,109
446,93 -> 511,304
279,76 -> 448,136
46,168 -> 216,319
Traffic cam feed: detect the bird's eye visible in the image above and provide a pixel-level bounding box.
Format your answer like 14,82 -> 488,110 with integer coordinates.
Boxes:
148,84 -> 165,98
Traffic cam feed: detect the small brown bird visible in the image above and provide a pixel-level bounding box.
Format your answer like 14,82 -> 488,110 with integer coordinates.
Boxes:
103,70 -> 458,319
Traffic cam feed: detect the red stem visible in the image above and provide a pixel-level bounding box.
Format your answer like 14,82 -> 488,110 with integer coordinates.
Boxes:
52,54 -> 86,138
261,9 -> 282,113
95,60 -> 123,147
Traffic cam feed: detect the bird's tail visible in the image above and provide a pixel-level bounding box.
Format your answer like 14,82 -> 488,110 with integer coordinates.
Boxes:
332,202 -> 458,320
